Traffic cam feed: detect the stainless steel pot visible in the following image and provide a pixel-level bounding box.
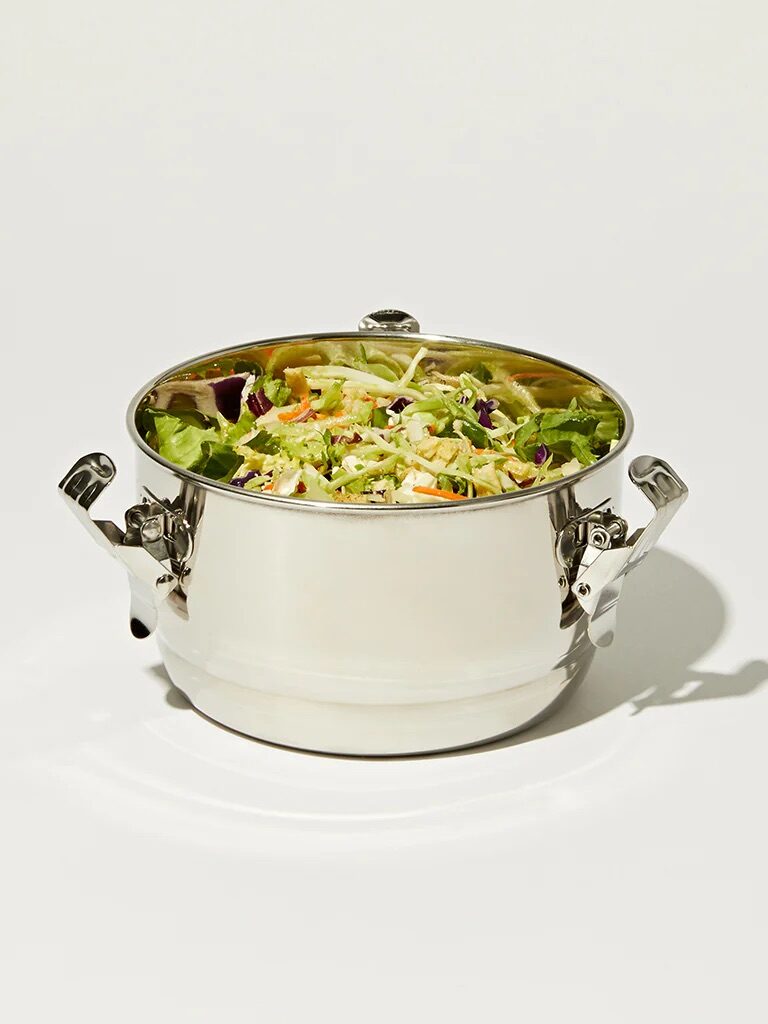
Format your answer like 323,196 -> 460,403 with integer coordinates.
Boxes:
59,310 -> 688,755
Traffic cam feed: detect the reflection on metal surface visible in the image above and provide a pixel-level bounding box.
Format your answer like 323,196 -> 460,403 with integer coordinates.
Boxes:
556,457 -> 688,647
58,453 -> 202,636
358,309 -> 421,333
548,481 -> 590,630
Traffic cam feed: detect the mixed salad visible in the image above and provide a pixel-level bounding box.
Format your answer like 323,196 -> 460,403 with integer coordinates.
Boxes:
139,341 -> 624,503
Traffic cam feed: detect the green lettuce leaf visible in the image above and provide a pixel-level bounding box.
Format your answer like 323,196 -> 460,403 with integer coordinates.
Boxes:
223,411 -> 257,444
196,441 -> 241,481
538,428 -> 596,465
255,373 -> 292,408
515,405 -> 606,465
245,429 -> 281,454
145,409 -> 216,469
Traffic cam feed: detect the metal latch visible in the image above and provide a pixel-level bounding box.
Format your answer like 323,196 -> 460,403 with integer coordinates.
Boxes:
556,456 -> 688,647
59,453 -> 195,637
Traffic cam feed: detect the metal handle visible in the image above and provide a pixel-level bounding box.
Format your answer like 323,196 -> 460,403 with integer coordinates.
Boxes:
358,309 -> 421,333
557,456 -> 688,647
58,453 -> 194,638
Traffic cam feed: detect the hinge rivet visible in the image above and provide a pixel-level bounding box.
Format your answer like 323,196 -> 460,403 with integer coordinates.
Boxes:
141,518 -> 163,543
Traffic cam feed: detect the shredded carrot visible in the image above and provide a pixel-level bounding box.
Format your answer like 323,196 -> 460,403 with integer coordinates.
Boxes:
413,486 -> 468,500
333,410 -> 345,418
263,483 -> 273,491
278,396 -> 311,422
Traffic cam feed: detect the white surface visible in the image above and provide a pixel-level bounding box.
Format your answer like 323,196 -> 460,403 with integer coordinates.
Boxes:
2,3 -> 767,1021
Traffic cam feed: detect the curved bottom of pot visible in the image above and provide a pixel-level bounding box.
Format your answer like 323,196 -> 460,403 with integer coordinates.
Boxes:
160,645 -> 596,757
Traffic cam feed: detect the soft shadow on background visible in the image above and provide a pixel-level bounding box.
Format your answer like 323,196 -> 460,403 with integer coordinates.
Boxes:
488,549 -> 767,752
149,550 -> 767,758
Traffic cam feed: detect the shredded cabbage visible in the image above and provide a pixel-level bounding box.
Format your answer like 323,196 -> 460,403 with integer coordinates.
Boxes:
140,342 -> 623,502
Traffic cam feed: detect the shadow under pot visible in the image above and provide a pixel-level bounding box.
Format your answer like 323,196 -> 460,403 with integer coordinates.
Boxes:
59,309 -> 688,755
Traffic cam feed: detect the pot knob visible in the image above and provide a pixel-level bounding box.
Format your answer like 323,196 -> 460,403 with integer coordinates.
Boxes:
358,309 -> 421,333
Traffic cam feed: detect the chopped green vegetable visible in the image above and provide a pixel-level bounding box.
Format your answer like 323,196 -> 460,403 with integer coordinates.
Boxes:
312,380 -> 344,413
459,419 -> 491,449
371,406 -> 390,429
197,441 -> 240,481
245,430 -> 281,454
254,372 -> 292,408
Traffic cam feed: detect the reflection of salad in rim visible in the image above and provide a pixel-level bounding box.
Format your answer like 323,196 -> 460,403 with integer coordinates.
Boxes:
140,341 -> 624,503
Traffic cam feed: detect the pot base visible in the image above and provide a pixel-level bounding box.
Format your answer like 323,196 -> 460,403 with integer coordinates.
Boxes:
160,646 -> 595,756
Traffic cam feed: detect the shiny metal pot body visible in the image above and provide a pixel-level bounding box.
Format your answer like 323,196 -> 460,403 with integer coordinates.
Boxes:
60,313 -> 687,755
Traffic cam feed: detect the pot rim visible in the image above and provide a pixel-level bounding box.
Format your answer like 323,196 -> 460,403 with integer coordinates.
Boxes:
126,330 -> 634,514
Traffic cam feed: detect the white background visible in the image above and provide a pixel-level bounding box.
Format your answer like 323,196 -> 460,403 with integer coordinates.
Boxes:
2,2 -> 767,1021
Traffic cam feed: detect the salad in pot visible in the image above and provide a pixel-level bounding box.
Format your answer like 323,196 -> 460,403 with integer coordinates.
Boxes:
139,339 -> 624,503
